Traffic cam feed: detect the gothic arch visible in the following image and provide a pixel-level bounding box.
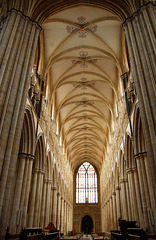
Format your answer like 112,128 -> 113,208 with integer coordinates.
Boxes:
1,0 -> 145,24
119,149 -> 126,180
35,134 -> 46,171
133,104 -> 147,155
52,162 -> 59,189
19,106 -> 36,155
81,213 -> 94,233
124,134 -> 135,169
45,151 -> 53,181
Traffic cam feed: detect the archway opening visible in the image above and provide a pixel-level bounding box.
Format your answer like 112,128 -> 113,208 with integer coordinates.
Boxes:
81,215 -> 93,234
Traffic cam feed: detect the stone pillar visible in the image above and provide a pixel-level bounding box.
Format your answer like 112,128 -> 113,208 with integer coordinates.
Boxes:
115,186 -> 121,228
21,157 -> 34,227
66,203 -> 69,233
64,200 -> 67,234
0,9 -> 40,238
109,197 -> 113,230
45,180 -> 52,227
127,168 -> 139,222
60,197 -> 64,233
37,171 -> 44,225
49,185 -> 53,223
112,192 -> 118,230
40,179 -> 47,228
67,203 -> 70,233
120,179 -> 128,220
56,193 -> 61,230
33,169 -> 44,226
106,201 -> 109,231
123,2 -> 156,200
136,156 -> 149,231
144,155 -> 156,233
125,178 -> 132,220
101,203 -> 104,231
52,187 -> 57,227
133,167 -> 144,229
140,155 -> 155,233
9,154 -> 26,233
28,169 -> 38,227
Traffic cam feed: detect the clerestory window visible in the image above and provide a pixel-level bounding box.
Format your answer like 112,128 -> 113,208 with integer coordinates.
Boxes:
76,162 -> 98,203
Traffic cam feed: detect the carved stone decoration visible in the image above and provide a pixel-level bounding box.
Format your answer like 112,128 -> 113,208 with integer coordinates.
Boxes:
73,203 -> 101,232
66,16 -> 97,38
72,51 -> 97,68
73,77 -> 95,90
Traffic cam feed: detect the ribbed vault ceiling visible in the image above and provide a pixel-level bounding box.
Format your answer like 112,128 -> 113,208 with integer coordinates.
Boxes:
42,5 -> 124,172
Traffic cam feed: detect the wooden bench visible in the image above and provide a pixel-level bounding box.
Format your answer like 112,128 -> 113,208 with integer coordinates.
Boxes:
20,227 -> 43,240
43,222 -> 59,240
111,231 -> 121,240
111,220 -> 148,240
42,231 -> 59,240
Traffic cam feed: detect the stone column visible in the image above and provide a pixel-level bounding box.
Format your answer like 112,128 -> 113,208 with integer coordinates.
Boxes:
64,200 -> 67,234
120,179 -> 128,220
21,157 -> 34,227
144,155 -> 156,233
115,186 -> 121,228
133,167 -> 144,229
28,169 -> 38,227
67,203 -> 70,233
101,203 -> 104,231
112,192 -> 117,230
108,199 -> 111,231
66,203 -> 69,233
123,2 -> 156,199
109,197 -> 113,230
136,156 -> 149,231
52,187 -> 57,227
33,169 -> 43,226
49,185 -> 53,223
60,197 -> 64,233
0,9 -> 40,238
9,154 -> 26,233
105,203 -> 108,231
45,180 -> 52,227
40,179 -> 47,228
18,156 -> 31,229
56,193 -> 61,230
37,170 -> 44,225
106,201 -> 110,231
125,178 -> 132,220
140,155 -> 154,233
127,168 -> 139,222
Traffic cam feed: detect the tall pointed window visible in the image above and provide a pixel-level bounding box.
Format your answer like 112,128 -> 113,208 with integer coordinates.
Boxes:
76,162 -> 98,203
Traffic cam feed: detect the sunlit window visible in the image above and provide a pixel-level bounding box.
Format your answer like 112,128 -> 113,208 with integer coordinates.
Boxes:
76,162 -> 98,203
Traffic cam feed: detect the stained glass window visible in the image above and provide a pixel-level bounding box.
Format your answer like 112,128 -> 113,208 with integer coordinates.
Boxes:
76,162 -> 98,203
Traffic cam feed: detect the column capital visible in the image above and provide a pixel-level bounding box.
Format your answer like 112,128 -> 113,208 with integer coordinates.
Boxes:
126,168 -> 133,174
44,178 -> 52,184
120,178 -> 127,183
134,151 -> 147,159
18,152 -> 35,161
33,168 -> 44,174
4,8 -> 42,30
122,2 -> 155,27
115,186 -> 121,191
132,167 -> 137,172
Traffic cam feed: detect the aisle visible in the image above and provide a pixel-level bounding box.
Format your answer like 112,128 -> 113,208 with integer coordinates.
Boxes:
80,234 -> 93,240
